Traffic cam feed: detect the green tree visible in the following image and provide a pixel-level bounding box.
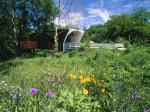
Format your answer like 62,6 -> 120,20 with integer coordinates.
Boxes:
105,7 -> 150,44
29,0 -> 59,30
0,0 -> 18,59
105,14 -> 134,42
132,7 -> 150,23
84,7 -> 150,44
0,0 -> 59,59
131,7 -> 150,43
83,25 -> 108,42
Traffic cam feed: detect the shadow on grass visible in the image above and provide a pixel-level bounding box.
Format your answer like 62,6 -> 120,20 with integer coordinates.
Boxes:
0,59 -> 23,76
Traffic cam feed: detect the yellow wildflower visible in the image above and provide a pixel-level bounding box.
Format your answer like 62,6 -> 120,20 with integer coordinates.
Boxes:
80,77 -> 91,84
79,69 -> 83,74
101,88 -> 106,94
69,74 -> 77,80
85,77 -> 91,81
93,79 -> 97,84
89,76 -> 97,84
80,78 -> 87,83
98,80 -> 105,84
82,88 -> 88,95
79,75 -> 83,79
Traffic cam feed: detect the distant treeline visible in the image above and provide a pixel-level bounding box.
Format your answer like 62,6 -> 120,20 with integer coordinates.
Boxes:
83,7 -> 150,45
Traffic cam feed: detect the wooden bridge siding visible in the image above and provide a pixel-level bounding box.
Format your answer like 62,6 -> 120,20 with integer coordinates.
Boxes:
57,30 -> 69,52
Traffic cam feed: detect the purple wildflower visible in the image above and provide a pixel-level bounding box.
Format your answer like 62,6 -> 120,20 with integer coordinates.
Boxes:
143,108 -> 150,112
133,93 -> 141,101
28,88 -> 39,95
10,92 -> 20,100
45,90 -> 54,97
12,94 -> 18,99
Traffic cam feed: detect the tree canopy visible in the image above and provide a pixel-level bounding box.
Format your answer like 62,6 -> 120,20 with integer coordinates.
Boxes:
84,7 -> 150,44
0,0 -> 59,59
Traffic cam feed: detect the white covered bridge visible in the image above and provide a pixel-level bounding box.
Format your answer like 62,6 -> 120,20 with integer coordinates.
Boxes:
56,29 -> 84,52
63,29 -> 84,51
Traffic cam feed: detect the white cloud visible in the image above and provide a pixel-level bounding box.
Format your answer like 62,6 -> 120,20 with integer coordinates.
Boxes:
123,4 -> 134,9
67,12 -> 86,26
54,0 -> 113,28
54,12 -> 86,27
88,8 -> 111,23
54,17 -> 66,27
87,0 -> 112,23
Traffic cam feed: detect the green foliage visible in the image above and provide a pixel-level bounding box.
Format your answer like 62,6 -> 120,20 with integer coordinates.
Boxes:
0,0 -> 59,59
83,25 -> 108,42
105,14 -> 134,41
56,89 -> 99,112
133,7 -> 150,23
0,47 -> 150,111
34,49 -> 53,57
84,7 -> 150,45
0,0 -> 17,59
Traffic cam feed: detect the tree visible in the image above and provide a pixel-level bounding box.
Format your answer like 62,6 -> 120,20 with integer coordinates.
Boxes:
131,7 -> 150,43
105,14 -> 134,42
83,25 -> 108,42
84,7 -> 150,44
105,7 -> 150,44
0,0 -> 59,59
132,7 -> 150,23
53,0 -> 81,51
29,0 -> 59,30
0,0 -> 18,59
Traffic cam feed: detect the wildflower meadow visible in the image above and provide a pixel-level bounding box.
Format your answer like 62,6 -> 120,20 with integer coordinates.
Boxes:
0,47 -> 150,112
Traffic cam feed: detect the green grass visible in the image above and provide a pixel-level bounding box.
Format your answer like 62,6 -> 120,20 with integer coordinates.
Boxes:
0,46 -> 150,112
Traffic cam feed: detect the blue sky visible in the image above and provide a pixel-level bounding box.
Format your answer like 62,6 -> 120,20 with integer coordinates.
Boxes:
55,0 -> 150,28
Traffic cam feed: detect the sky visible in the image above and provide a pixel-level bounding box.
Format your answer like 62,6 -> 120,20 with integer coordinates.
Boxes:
54,0 -> 150,29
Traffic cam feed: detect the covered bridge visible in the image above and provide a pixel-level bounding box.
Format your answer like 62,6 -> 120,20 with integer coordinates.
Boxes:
19,29 -> 84,52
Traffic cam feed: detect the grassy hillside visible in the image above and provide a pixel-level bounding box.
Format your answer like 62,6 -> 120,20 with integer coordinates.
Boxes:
0,47 -> 150,112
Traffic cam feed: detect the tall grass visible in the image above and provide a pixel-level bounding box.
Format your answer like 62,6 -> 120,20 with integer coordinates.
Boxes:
0,46 -> 150,112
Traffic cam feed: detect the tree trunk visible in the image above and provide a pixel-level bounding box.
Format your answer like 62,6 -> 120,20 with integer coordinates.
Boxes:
54,25 -> 58,52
